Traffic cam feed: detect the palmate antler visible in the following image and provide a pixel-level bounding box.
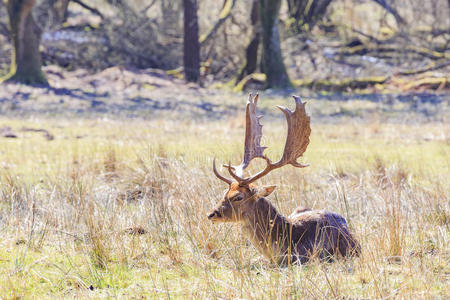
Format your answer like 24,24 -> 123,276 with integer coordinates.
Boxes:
213,94 -> 311,185
232,94 -> 266,177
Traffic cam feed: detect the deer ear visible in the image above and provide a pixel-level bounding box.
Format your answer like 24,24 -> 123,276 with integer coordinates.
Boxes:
256,185 -> 276,197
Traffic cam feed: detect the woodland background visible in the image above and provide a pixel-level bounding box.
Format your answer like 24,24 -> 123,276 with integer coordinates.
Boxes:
0,0 -> 449,92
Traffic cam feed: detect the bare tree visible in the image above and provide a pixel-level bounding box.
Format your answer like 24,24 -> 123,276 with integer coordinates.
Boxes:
259,0 -> 291,89
2,0 -> 47,85
183,0 -> 200,82
236,0 -> 260,83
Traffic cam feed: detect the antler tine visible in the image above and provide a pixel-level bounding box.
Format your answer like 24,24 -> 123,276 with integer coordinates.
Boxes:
227,162 -> 245,182
232,93 -> 266,178
213,158 -> 232,185
277,95 -> 310,168
252,93 -> 259,104
241,95 -> 310,185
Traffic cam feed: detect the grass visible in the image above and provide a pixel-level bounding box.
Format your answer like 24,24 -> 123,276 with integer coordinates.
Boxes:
0,112 -> 448,298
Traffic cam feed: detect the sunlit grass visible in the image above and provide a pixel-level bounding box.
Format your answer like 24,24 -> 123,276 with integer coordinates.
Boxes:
0,115 -> 448,298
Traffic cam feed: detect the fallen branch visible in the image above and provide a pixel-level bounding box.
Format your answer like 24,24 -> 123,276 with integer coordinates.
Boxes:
325,56 -> 363,69
21,127 -> 54,140
233,73 -> 265,92
350,28 -> 383,44
339,44 -> 450,60
397,60 -> 450,76
293,76 -> 388,91
235,74 -> 390,92
402,77 -> 449,91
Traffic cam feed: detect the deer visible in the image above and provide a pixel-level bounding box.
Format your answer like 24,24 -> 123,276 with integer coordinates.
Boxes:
207,94 -> 360,265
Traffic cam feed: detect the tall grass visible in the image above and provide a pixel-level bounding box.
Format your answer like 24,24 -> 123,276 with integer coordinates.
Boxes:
0,117 -> 448,298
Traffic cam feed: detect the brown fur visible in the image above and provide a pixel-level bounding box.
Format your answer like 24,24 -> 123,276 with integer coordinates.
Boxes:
208,183 -> 360,265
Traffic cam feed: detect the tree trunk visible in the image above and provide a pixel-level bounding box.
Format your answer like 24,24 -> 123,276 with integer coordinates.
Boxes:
161,0 -> 182,37
55,0 -> 70,23
259,0 -> 291,89
236,0 -> 260,83
183,0 -> 200,82
3,0 -> 47,85
40,0 -> 70,26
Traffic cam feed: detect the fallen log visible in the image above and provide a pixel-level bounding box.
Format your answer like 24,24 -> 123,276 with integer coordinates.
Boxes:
397,60 -> 450,76
233,73 -> 265,92
339,45 -> 450,60
402,77 -> 449,91
292,76 -> 388,92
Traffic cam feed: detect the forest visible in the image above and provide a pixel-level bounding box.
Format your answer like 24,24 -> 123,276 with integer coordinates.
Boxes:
0,0 -> 448,298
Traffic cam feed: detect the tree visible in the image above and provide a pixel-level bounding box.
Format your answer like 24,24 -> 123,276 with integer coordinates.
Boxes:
199,0 -> 236,46
259,0 -> 291,89
236,0 -> 260,83
287,0 -> 405,33
2,0 -> 47,85
36,0 -> 70,27
183,0 -> 200,82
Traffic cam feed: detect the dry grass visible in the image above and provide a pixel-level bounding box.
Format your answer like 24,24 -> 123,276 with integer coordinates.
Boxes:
0,115 -> 448,299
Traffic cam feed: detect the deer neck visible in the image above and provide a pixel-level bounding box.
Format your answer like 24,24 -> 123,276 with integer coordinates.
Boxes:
241,197 -> 292,262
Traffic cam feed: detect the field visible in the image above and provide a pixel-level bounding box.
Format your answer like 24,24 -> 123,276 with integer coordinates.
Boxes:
0,76 -> 449,298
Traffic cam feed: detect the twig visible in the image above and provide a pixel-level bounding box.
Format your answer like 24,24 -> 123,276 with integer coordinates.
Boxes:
53,229 -> 84,242
141,0 -> 157,15
70,0 -> 104,19
350,28 -> 383,44
371,0 -> 405,25
0,23 -> 9,39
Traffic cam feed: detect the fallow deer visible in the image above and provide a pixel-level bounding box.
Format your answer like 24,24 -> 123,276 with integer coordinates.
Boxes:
208,94 -> 360,265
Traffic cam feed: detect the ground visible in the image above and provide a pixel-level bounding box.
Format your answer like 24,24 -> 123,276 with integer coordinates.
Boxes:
0,68 -> 448,298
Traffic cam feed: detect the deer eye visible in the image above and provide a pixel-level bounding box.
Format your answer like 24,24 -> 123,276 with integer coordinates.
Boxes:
233,195 -> 243,201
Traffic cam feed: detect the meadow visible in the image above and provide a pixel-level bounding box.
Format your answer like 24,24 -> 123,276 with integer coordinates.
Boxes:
0,91 -> 448,298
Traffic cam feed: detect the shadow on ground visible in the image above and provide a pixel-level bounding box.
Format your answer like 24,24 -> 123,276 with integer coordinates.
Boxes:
0,66 -> 448,122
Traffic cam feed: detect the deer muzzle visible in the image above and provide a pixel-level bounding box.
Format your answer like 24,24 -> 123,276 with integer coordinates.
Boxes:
207,210 -> 222,220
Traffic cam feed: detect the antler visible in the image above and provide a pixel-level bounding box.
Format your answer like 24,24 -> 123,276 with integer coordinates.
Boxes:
232,93 -> 266,177
213,158 -> 232,185
227,95 -> 311,185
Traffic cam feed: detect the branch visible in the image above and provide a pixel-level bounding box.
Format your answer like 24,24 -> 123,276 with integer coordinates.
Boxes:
371,0 -> 405,25
0,22 -> 8,38
292,76 -> 389,92
397,60 -> 450,76
199,0 -> 236,46
339,44 -> 450,60
70,0 -> 104,19
141,0 -> 157,15
350,28 -> 383,44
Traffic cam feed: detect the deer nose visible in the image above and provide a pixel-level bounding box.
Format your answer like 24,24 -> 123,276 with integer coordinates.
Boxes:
207,210 -> 221,219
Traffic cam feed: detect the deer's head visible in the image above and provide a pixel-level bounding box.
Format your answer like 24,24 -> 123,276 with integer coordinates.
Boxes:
207,181 -> 276,222
208,94 -> 311,223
